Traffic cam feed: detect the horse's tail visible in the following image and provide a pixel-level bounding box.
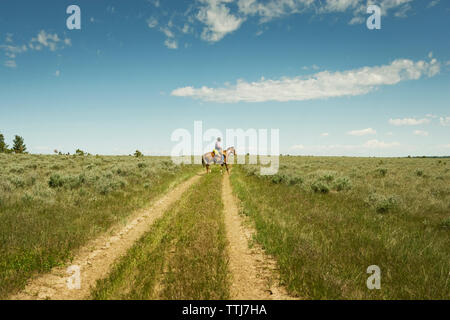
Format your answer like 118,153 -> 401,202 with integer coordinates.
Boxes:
202,155 -> 205,167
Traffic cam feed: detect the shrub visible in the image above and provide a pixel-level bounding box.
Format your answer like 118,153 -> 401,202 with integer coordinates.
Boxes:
334,176 -> 352,191
311,180 -> 330,193
318,171 -> 337,182
137,162 -> 147,169
376,167 -> 388,177
366,193 -> 399,213
286,175 -> 303,186
415,169 -> 424,177
271,174 -> 285,184
48,174 -> 65,188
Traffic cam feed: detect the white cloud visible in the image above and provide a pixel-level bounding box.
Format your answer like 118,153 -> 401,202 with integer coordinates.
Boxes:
321,132 -> 329,137
348,128 -> 376,136
164,39 -> 178,49
5,33 -> 13,43
389,117 -> 431,126
160,26 -> 174,38
291,144 -> 305,150
55,70 -> 60,77
197,0 -> 245,42
440,116 -> 450,127
237,0 -> 414,24
413,130 -> 429,136
427,0 -> 440,8
147,17 -> 158,28
172,57 -> 440,103
1,30 -> 70,68
386,132 -> 393,136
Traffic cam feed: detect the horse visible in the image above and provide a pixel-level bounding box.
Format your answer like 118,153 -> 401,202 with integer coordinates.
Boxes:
202,146 -> 236,174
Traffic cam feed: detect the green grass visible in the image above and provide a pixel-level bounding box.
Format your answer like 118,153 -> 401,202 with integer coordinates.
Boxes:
0,153 -> 200,298
231,156 -> 450,299
91,170 -> 229,300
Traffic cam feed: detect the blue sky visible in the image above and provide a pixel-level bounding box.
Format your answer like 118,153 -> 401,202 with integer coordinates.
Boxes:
0,0 -> 449,156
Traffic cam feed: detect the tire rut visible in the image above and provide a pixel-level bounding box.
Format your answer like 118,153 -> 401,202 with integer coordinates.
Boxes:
11,173 -> 203,300
222,174 -> 296,300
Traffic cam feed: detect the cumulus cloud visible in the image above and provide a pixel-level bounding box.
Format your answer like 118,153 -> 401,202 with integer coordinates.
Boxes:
197,0 -> 245,42
291,144 -> 305,150
172,57 -> 440,103
321,132 -> 329,137
389,117 -> 431,126
348,128 -> 376,136
413,130 -> 429,136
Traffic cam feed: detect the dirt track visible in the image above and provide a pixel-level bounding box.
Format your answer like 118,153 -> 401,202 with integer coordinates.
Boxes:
222,174 -> 295,300
11,174 -> 202,300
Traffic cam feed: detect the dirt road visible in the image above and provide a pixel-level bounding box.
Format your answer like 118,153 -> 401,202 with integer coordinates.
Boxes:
222,174 -> 295,300
11,173 -> 202,300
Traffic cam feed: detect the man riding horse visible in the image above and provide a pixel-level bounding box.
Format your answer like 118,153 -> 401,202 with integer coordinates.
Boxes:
202,137 -> 235,174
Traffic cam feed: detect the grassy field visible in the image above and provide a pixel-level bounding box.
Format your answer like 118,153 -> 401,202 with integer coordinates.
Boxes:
231,156 -> 450,299
91,171 -> 229,300
0,154 -> 199,298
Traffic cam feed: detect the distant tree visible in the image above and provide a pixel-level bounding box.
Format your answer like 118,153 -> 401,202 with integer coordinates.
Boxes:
75,149 -> 85,156
134,150 -> 143,157
0,133 -> 8,153
12,135 -> 26,154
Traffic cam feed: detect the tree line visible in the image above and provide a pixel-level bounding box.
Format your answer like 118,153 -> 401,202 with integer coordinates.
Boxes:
0,133 -> 27,154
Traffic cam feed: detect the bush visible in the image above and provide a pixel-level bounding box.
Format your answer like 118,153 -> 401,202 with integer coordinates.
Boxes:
311,180 -> 330,193
318,170 -> 337,182
366,193 -> 399,213
286,175 -> 303,186
334,176 -> 352,191
48,174 -> 65,188
415,169 -> 424,177
376,167 -> 388,177
271,174 -> 285,184
137,162 -> 147,169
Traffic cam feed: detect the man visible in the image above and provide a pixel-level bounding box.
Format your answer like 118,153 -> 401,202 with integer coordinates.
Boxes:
212,137 -> 223,163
